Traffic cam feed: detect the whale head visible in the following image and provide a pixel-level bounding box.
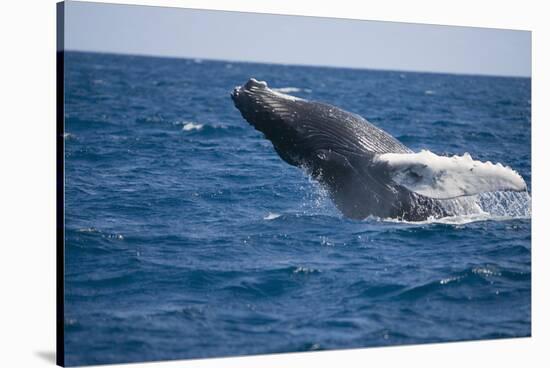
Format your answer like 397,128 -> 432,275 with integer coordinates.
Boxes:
231,78 -> 312,166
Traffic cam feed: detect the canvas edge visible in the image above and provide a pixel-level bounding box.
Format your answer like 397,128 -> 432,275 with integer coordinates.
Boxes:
56,1 -> 66,367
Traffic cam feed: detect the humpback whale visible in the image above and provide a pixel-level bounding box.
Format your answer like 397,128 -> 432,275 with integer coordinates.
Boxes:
230,78 -> 527,221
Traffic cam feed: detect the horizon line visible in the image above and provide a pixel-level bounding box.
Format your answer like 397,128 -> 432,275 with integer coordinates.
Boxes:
63,49 -> 532,79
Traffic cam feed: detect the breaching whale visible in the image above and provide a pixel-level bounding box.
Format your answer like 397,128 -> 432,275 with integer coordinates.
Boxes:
230,78 -> 527,221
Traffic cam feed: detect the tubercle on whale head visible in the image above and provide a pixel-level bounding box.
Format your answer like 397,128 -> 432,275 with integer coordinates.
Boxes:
245,78 -> 268,89
230,78 -> 268,101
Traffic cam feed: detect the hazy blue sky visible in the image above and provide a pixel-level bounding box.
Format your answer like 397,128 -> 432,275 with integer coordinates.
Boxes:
64,1 -> 531,77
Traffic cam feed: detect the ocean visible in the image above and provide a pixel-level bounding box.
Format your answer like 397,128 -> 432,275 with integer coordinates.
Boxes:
63,51 -> 531,366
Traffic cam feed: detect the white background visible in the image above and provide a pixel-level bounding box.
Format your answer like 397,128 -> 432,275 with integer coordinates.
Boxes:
0,0 -> 548,367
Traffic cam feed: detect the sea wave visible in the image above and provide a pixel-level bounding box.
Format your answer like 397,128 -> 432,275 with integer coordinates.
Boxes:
397,265 -> 529,301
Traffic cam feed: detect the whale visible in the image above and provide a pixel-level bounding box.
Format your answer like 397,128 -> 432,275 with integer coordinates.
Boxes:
230,78 -> 526,221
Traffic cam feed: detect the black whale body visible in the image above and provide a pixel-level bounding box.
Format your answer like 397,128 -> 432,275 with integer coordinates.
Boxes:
231,78 -> 448,221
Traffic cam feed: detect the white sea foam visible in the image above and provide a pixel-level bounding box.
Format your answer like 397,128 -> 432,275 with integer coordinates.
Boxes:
272,87 -> 301,93
263,212 -> 281,220
293,266 -> 320,274
181,122 -> 204,131
77,227 -> 98,233
376,150 -> 527,199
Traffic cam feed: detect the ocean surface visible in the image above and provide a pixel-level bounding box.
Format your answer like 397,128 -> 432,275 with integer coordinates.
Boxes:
63,51 -> 531,366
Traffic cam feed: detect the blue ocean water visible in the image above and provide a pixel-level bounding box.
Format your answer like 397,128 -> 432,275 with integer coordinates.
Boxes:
63,51 -> 531,366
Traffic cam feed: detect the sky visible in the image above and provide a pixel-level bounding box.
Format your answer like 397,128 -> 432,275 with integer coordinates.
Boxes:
64,1 -> 531,77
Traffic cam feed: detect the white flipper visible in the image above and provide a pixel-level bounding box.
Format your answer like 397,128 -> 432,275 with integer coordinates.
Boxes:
375,150 -> 527,199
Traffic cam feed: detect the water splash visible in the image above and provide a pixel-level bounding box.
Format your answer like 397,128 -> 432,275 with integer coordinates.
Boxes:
383,191 -> 531,225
